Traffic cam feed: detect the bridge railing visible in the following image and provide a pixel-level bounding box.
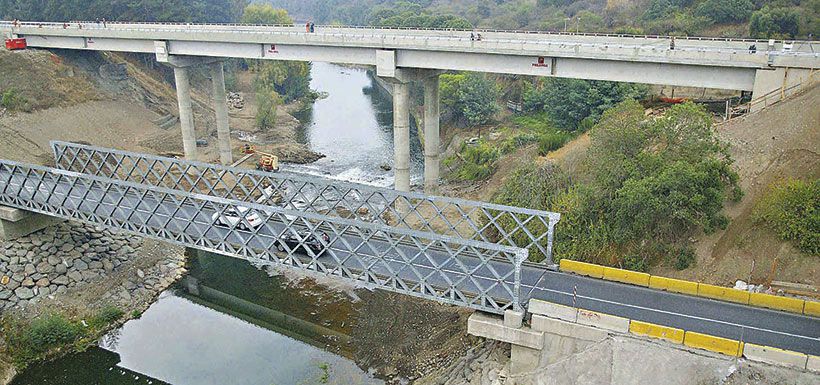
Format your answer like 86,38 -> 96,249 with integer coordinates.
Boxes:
51,141 -> 560,264
0,159 -> 527,314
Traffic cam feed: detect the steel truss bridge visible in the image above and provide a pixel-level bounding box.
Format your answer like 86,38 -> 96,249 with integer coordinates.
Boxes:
1,143 -> 818,355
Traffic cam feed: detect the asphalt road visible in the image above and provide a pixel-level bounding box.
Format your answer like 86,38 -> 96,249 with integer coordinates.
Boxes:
1,167 -> 818,356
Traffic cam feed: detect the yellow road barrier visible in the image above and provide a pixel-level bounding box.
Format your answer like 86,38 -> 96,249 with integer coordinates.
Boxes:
804,300 -> 820,317
748,293 -> 805,314
559,259 -> 604,279
697,283 -> 750,304
602,267 -> 651,287
648,276 -> 699,296
684,331 -> 744,357
629,320 -> 684,344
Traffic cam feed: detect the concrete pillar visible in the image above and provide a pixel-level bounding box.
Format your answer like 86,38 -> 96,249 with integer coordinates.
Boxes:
0,206 -> 64,241
173,66 -> 197,160
210,62 -> 232,165
392,81 -> 411,192
422,75 -> 440,194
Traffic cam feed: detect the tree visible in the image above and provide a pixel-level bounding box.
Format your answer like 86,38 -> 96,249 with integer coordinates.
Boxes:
439,73 -> 499,127
694,0 -> 755,24
240,3 -> 293,25
750,6 -> 801,38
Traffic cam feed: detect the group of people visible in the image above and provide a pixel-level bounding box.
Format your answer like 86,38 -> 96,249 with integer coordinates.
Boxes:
305,21 -> 315,33
470,32 -> 483,41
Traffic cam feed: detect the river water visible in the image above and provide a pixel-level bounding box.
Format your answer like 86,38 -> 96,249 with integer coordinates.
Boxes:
11,63 -> 421,385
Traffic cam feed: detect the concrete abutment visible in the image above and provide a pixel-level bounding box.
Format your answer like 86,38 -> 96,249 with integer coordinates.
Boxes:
0,206 -> 65,241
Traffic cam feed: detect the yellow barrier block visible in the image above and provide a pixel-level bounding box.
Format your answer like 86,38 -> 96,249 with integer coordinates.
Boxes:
805,301 -> 820,317
684,331 -> 744,357
648,276 -> 699,296
629,320 -> 684,344
602,267 -> 651,287
559,259 -> 604,279
749,293 -> 805,314
697,283 -> 750,304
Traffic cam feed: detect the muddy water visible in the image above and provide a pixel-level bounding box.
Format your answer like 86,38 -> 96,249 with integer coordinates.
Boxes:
11,252 -> 383,385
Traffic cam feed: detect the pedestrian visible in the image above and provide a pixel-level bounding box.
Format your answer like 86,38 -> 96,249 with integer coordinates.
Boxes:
96,18 -> 100,25
470,32 -> 475,41
476,33 -> 482,41
670,36 -> 675,50
63,22 -> 68,29
102,18 -> 107,28
310,22 -> 315,33
305,21 -> 310,33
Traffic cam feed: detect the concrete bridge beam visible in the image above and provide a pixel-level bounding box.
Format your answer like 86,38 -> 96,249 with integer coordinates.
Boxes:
210,61 -> 232,165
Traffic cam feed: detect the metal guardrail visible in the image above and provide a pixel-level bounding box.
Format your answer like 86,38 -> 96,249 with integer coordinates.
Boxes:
51,141 -> 560,264
0,159 -> 527,313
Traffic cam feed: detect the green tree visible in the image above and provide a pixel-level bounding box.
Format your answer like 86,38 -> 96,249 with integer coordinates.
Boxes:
695,0 -> 755,24
241,3 -> 293,25
753,178 -> 819,255
458,74 -> 499,127
750,6 -> 801,38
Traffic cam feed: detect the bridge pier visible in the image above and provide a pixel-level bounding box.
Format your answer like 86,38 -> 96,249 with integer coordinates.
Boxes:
210,61 -> 233,166
172,66 -> 198,161
392,81 -> 412,192
423,74 -> 441,194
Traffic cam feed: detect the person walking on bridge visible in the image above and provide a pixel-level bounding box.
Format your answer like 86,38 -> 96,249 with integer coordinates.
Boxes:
305,21 -> 310,33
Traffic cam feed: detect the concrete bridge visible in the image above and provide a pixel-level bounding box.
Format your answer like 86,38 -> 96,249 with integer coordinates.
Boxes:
0,144 -> 817,360
3,21 -> 819,193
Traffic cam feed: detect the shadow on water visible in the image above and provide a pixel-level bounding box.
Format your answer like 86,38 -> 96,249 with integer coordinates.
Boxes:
12,251 -> 383,385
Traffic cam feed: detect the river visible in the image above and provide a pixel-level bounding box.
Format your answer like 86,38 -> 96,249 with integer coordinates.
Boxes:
10,62 -> 423,385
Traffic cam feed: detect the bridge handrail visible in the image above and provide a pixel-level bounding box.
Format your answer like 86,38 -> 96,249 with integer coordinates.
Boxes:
4,20 -> 819,46
0,159 -> 528,313
51,141 -> 560,264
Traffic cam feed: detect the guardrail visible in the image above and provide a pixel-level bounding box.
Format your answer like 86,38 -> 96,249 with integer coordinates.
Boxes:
0,159 -> 528,314
51,141 -> 561,264
559,259 -> 820,317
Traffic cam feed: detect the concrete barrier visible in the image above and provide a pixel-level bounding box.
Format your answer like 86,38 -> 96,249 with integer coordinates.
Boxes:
528,299 -> 578,322
575,308 -> 630,333
683,331 -> 744,357
530,314 -> 609,342
648,275 -> 699,296
602,266 -> 651,287
697,283 -> 750,304
808,355 -> 820,372
743,343 -> 809,369
804,300 -> 820,317
467,312 -> 544,350
559,259 -> 604,278
748,293 -> 805,314
629,320 -> 684,344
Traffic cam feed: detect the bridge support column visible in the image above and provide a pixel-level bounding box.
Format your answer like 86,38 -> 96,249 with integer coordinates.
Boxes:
210,62 -> 232,166
423,75 -> 440,194
392,81 -> 411,192
173,66 -> 197,160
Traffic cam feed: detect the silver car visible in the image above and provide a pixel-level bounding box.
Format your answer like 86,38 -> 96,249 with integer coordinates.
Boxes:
212,206 -> 263,230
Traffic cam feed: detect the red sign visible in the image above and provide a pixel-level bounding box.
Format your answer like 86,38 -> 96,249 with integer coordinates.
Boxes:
267,44 -> 278,54
4,38 -> 27,50
532,56 -> 549,68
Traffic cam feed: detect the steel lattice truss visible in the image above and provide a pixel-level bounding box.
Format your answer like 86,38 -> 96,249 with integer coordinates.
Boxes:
0,160 -> 527,313
51,141 -> 561,263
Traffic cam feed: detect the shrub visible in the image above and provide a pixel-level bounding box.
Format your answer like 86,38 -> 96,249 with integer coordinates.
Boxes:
674,247 -> 696,270
537,132 -> 570,156
453,141 -> 500,181
26,315 -> 80,351
750,6 -> 801,39
90,305 -> 124,329
695,0 -> 754,24
753,178 -> 819,255
1,89 -> 27,110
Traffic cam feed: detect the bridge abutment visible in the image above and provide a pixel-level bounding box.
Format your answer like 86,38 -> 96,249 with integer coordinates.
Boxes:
751,67 -> 816,112
0,206 -> 64,241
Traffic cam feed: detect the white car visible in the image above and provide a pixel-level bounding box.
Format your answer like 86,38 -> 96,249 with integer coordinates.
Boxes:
212,206 -> 263,230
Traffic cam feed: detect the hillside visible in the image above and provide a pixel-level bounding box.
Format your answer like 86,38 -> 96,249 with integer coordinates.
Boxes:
652,84 -> 820,287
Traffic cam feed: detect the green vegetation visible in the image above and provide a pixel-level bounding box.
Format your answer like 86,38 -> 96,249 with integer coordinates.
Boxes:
523,78 -> 648,131
3,306 -> 124,367
440,73 -> 500,127
366,1 -> 472,28
753,178 -> 819,255
255,90 -> 280,131
0,88 -> 28,111
0,0 -> 247,23
493,101 -> 740,268
750,6 -> 803,38
445,140 -> 500,181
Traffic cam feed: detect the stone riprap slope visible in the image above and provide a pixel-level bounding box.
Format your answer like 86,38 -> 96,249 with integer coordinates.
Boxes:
0,222 -> 141,309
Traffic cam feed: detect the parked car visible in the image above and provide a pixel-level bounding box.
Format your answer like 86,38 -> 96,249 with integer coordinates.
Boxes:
212,206 -> 263,230
276,230 -> 330,255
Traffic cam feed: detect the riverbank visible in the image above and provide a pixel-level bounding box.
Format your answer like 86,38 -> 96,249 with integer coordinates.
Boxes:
0,221 -> 186,384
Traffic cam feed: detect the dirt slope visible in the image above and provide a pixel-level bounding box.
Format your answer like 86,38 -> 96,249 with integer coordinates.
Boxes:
652,84 -> 820,286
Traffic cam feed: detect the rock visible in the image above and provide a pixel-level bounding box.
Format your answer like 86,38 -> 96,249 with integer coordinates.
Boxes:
67,270 -> 83,282
102,259 -> 114,272
74,260 -> 89,271
47,255 -> 61,266
22,278 -> 35,287
52,275 -> 69,285
0,290 -> 11,300
81,271 -> 99,281
136,269 -> 145,279
14,287 -> 35,299
35,278 -> 50,287
5,279 -> 20,290
89,261 -> 104,270
24,263 -> 36,275
36,261 -> 54,274
55,263 -> 67,274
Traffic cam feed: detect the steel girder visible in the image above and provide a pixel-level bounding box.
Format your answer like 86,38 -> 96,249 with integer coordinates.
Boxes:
0,159 -> 526,313
50,141 -> 561,264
